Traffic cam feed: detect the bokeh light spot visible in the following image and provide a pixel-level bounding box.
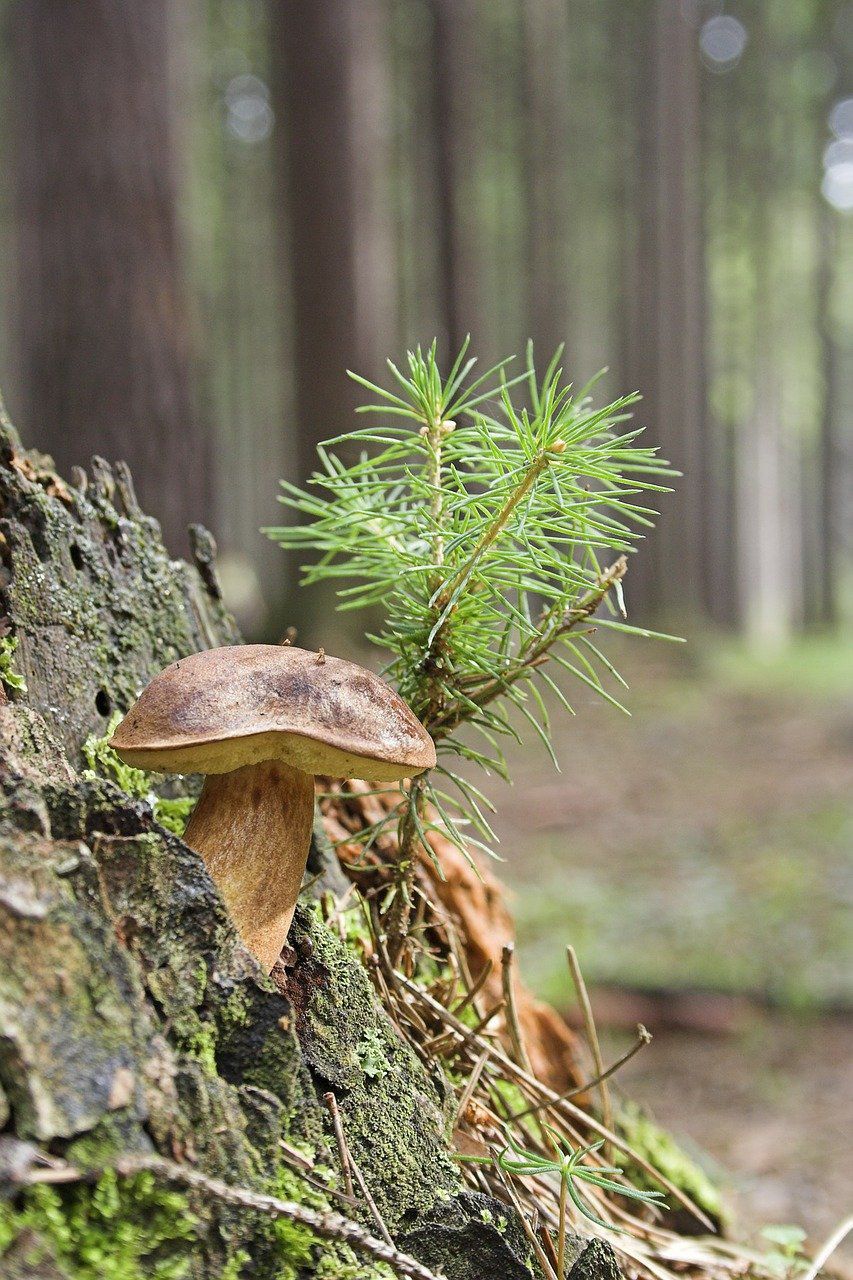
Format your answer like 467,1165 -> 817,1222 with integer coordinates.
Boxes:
699,15 -> 748,72
823,137 -> 853,169
822,159 -> 853,210
224,74 -> 274,144
828,96 -> 853,139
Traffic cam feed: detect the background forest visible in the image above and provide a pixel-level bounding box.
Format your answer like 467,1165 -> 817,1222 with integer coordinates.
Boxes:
0,0 -> 850,1262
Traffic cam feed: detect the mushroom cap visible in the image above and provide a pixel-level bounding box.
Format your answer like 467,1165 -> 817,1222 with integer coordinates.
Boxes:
109,645 -> 436,782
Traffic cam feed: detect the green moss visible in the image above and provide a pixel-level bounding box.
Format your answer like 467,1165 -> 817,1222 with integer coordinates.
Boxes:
0,1170 -> 197,1280
219,987 -> 250,1031
81,712 -> 193,835
144,955 -> 220,1079
224,1008 -> 305,1113
0,634 -> 27,693
617,1102 -> 726,1225
315,1257 -> 394,1279
82,712 -> 147,797
64,1115 -> 148,1170
152,795 -> 196,836
265,1163 -> 391,1280
295,907 -> 459,1229
0,1155 -> 507,1280
183,1018 -> 219,1077
218,1250 -> 251,1280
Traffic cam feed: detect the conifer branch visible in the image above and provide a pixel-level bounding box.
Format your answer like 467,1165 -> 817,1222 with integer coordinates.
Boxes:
266,339 -> 676,947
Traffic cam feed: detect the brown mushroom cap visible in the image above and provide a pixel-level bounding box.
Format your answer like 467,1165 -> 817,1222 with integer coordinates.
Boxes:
110,644 -> 436,781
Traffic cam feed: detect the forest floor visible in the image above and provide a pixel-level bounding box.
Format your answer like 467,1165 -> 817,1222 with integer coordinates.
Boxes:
486,632 -> 853,1267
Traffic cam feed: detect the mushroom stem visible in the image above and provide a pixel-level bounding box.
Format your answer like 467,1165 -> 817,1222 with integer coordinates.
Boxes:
183,759 -> 315,972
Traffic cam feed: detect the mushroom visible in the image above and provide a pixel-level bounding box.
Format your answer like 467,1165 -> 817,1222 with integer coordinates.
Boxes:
109,644 -> 435,971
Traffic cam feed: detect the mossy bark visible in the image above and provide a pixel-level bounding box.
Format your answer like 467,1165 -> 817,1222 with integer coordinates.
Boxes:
0,430 -> 617,1279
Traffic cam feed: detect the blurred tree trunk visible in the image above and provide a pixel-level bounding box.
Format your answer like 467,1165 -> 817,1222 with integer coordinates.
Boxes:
521,0 -> 572,363
427,0 -> 479,356
736,10 -> 798,644
739,220 -> 794,644
806,2 -> 849,631
9,0 -> 207,554
701,47 -> 741,629
813,195 -> 839,627
350,1 -> 397,377
618,0 -> 707,618
270,0 -> 393,490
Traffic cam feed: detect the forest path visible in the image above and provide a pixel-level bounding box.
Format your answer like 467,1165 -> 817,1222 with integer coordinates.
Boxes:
495,635 -> 852,1007
617,1013 -> 853,1272
487,635 -> 852,1262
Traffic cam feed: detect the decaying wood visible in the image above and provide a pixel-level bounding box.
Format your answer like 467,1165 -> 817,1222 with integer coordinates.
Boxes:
0,428 -> 558,1280
13,1153 -> 449,1280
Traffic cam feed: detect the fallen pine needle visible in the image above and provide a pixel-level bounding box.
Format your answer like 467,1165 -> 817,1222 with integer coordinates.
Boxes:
396,973 -> 715,1233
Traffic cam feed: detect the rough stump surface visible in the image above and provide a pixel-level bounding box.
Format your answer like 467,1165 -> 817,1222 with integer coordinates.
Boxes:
0,427 -> 621,1279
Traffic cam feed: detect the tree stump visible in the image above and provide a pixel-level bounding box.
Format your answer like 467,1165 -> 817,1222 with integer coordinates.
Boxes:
0,425 -> 617,1279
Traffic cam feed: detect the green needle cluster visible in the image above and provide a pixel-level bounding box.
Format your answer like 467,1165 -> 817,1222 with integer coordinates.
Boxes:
496,1130 -> 667,1233
266,338 -> 676,877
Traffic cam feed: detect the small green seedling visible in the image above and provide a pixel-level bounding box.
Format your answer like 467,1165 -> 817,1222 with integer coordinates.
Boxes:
462,1127 -> 666,1277
759,1225 -> 809,1277
268,338 -> 676,953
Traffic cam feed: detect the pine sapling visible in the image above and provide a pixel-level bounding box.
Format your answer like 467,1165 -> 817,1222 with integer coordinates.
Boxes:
266,338 -> 678,957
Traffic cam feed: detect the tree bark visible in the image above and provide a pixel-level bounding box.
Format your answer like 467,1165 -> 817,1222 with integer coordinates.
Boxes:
9,0 -> 207,554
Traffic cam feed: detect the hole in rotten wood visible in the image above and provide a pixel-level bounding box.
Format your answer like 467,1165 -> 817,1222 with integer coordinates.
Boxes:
95,689 -> 112,718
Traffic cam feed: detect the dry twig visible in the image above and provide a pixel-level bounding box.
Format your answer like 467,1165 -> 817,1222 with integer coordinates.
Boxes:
14,1154 -> 446,1280
509,1025 -> 652,1122
323,1092 -> 354,1200
801,1215 -> 853,1280
501,943 -> 534,1075
567,945 -> 612,1144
